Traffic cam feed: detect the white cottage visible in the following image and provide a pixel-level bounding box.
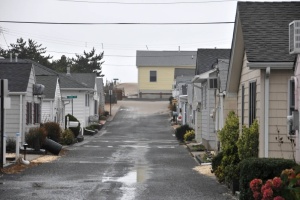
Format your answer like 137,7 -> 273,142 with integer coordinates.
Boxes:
191,49 -> 231,151
0,61 -> 42,143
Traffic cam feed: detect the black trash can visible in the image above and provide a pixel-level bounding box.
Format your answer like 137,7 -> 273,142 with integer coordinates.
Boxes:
43,138 -> 63,155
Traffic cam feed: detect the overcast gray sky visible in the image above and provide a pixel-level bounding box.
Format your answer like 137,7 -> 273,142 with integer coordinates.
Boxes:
0,0 -> 292,83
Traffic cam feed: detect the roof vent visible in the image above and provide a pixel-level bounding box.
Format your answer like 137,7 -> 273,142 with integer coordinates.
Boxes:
289,20 -> 300,54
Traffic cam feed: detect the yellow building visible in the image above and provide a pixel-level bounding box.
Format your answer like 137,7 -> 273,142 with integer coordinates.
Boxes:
136,50 -> 196,99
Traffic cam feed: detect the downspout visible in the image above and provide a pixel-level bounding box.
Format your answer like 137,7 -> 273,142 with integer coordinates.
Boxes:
265,67 -> 271,158
293,76 -> 300,162
50,100 -> 53,121
19,94 -> 23,143
220,92 -> 224,129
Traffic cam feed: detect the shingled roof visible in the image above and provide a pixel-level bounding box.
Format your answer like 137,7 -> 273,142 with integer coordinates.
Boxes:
174,68 -> 195,79
237,1 -> 300,62
136,51 -> 197,67
196,49 -> 231,75
69,73 -> 96,88
36,76 -> 57,99
0,62 -> 32,92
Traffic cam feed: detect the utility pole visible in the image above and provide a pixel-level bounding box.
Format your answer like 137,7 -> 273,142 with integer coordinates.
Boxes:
0,79 -> 4,168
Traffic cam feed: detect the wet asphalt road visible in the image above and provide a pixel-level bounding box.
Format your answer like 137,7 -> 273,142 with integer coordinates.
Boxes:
0,101 -> 234,200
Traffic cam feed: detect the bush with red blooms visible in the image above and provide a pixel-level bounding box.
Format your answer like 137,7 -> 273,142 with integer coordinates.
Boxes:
250,168 -> 300,200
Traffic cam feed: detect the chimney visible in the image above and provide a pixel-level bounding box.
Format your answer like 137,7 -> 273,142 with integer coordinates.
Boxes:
66,66 -> 71,76
10,53 -> 12,62
15,53 -> 18,62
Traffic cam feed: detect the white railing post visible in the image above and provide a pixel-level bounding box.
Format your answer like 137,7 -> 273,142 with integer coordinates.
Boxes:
15,132 -> 20,161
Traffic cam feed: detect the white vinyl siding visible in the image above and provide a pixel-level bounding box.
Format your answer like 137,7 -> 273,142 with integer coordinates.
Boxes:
62,91 -> 88,128
5,96 -> 21,138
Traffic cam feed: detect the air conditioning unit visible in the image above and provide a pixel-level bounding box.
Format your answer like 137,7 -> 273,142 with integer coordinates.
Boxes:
208,78 -> 218,90
289,20 -> 300,54
33,84 -> 45,95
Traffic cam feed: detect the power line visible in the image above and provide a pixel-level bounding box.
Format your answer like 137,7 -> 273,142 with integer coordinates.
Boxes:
0,26 -> 231,50
58,0 -> 237,4
0,28 -> 10,50
0,21 -> 234,25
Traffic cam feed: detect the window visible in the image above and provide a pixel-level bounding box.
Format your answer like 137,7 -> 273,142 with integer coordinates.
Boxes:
85,94 -> 90,107
26,102 -> 32,125
150,71 -> 157,82
241,85 -> 245,125
94,100 -> 98,114
249,81 -> 256,126
33,103 -> 40,124
288,79 -> 295,135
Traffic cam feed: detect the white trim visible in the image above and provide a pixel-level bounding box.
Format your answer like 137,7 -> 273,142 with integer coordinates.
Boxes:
248,62 -> 294,69
264,67 -> 270,157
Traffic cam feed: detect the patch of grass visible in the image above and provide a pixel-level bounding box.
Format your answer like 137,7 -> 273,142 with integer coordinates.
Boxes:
191,144 -> 206,151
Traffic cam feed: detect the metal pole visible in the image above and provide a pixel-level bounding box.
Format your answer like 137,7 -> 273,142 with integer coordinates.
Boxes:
72,98 -> 73,116
0,81 -> 3,166
110,90 -> 112,116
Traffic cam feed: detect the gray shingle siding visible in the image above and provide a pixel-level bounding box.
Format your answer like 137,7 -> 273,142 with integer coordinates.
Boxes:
237,1 -> 300,62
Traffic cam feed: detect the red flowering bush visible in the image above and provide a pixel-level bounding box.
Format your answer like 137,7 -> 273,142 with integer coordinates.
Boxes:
250,168 -> 300,200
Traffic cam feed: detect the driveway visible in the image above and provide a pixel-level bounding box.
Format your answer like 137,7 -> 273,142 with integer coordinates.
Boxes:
0,100 -> 234,200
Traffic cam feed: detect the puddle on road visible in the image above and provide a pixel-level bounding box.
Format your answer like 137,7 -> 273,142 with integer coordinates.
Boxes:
102,165 -> 149,185
102,165 -> 149,200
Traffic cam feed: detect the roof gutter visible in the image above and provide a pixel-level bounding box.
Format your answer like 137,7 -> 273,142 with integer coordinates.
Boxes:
248,62 -> 294,70
60,88 -> 95,91
9,92 -> 27,95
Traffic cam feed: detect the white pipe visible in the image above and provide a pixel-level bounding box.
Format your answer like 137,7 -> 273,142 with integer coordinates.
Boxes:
3,134 -> 6,165
50,100 -> 53,121
220,93 -> 224,129
19,95 -> 23,143
265,67 -> 270,157
15,132 -> 20,161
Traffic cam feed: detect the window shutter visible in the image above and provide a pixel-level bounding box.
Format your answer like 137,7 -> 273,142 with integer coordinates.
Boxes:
26,102 -> 29,125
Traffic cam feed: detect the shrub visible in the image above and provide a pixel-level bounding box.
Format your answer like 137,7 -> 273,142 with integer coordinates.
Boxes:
65,114 -> 81,138
250,168 -> 300,200
25,127 -> 47,150
237,120 -> 259,160
175,124 -> 193,142
6,137 -> 16,152
184,129 -> 195,141
61,129 -> 75,145
86,124 -> 102,131
217,111 -> 240,184
212,151 -> 223,173
239,158 -> 296,200
99,115 -> 107,120
104,111 -> 109,116
42,122 -> 62,143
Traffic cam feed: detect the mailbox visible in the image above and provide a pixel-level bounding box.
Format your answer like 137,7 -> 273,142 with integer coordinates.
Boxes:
69,121 -> 79,127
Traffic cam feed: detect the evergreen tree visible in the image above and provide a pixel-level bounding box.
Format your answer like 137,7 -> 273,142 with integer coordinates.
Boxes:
71,47 -> 105,76
51,55 -> 72,73
0,38 -> 52,67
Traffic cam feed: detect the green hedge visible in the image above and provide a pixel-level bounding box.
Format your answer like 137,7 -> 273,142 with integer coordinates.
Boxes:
175,124 -> 193,142
65,114 -> 81,138
211,151 -> 223,173
239,158 -> 297,200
